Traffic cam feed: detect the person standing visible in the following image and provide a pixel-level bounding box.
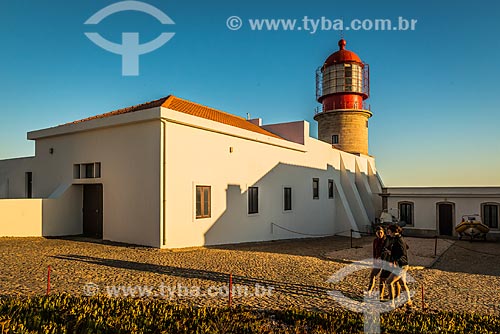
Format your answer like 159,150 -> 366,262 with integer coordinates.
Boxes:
367,226 -> 387,296
384,224 -> 412,307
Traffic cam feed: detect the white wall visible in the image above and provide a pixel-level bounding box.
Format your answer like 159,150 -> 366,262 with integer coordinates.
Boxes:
0,105 -> 382,248
0,199 -> 42,236
0,157 -> 34,199
262,121 -> 307,144
387,187 -> 500,237
29,114 -> 162,247
162,108 -> 381,248
42,184 -> 83,236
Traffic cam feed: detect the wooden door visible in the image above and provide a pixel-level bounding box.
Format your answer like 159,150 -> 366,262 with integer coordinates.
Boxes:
83,184 -> 103,238
438,203 -> 453,236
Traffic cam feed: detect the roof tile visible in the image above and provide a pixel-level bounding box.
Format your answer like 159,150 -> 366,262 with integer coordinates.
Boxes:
68,95 -> 283,139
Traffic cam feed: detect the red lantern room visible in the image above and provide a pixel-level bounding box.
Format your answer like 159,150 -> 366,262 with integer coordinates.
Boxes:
314,39 -> 372,155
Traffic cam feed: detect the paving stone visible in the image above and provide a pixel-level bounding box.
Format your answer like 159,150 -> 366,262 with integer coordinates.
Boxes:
0,236 -> 498,315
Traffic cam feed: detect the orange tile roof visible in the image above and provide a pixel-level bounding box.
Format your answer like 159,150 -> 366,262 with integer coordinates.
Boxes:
69,97 -> 169,125
68,95 -> 283,139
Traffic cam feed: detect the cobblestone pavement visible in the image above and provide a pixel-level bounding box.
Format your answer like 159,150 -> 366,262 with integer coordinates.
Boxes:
0,236 -> 499,315
325,237 -> 454,267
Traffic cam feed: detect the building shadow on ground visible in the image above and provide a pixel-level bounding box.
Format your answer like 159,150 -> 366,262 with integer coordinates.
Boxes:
430,240 -> 500,277
51,254 -> 362,300
47,235 -> 148,248
208,235 -> 500,277
205,235 -> 372,259
52,235 -> 500,277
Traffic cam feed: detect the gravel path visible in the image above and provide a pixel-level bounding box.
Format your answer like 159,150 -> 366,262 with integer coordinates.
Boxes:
324,237 -> 453,268
0,236 -> 498,315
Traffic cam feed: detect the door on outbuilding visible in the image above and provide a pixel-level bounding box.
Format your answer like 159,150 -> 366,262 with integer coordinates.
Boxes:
83,184 -> 103,238
438,203 -> 454,236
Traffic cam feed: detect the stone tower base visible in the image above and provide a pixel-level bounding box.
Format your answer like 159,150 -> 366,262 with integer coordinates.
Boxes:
314,109 -> 372,155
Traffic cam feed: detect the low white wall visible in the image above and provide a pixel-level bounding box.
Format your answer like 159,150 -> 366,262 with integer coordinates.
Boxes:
0,199 -> 42,236
42,184 -> 83,236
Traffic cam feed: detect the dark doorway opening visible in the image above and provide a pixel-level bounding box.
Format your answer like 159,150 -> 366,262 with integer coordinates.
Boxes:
83,184 -> 103,238
438,203 -> 454,236
25,172 -> 33,198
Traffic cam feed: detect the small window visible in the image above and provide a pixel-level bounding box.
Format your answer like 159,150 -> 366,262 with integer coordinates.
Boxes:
399,202 -> 414,226
483,203 -> 499,229
328,179 -> 334,199
248,187 -> 259,214
73,164 -> 80,179
284,187 -> 292,211
25,172 -> 32,198
84,164 -> 94,178
196,186 -> 211,219
74,162 -> 101,179
313,178 -> 319,199
95,163 -> 101,178
332,135 -> 339,144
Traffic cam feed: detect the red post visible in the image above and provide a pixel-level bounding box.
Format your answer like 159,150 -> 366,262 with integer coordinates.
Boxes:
228,273 -> 233,307
434,236 -> 438,257
46,265 -> 51,295
421,285 -> 424,311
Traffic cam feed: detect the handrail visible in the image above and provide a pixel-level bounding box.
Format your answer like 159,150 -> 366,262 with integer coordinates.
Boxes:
314,103 -> 371,115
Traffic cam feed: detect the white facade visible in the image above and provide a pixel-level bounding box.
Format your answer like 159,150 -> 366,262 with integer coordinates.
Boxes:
162,109 -> 380,248
0,97 -> 383,248
2,95 -> 499,247
385,187 -> 500,239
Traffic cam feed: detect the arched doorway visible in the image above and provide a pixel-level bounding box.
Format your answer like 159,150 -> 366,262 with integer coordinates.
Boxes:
437,202 -> 454,236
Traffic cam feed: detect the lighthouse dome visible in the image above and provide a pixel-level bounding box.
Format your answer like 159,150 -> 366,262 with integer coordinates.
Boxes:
324,39 -> 363,66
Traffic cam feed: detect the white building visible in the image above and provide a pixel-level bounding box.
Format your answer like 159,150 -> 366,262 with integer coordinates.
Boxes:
0,95 -> 382,248
383,187 -> 500,239
0,39 -> 498,247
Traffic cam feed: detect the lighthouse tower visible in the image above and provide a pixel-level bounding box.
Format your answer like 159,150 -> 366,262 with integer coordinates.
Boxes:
314,39 -> 372,155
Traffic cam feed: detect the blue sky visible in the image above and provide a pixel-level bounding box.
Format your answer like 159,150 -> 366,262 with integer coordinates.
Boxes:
1,0 -> 499,186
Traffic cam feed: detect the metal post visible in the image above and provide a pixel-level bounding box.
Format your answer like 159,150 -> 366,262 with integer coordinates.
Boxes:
228,273 -> 233,307
434,236 -> 438,257
46,265 -> 51,295
421,285 -> 424,311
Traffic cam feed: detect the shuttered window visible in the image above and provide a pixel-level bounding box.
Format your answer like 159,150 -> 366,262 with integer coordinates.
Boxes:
196,186 -> 211,219
248,187 -> 259,214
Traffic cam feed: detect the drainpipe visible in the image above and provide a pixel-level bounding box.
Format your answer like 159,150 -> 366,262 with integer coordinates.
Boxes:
161,119 -> 167,247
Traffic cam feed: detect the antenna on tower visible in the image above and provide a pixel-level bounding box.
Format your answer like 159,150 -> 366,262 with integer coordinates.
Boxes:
340,16 -> 345,39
